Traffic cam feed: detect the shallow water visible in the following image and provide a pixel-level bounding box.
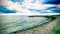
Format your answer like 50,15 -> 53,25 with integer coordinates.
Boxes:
0,15 -> 51,34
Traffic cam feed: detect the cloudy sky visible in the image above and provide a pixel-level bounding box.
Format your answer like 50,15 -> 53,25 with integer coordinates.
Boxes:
0,0 -> 60,14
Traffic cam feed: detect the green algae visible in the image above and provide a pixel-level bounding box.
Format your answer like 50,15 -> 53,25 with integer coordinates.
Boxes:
53,26 -> 60,34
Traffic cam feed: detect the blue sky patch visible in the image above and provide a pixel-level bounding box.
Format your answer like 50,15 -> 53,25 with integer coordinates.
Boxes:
0,5 -> 16,13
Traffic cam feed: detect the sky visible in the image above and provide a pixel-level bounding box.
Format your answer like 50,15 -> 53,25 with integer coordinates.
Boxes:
0,0 -> 60,13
